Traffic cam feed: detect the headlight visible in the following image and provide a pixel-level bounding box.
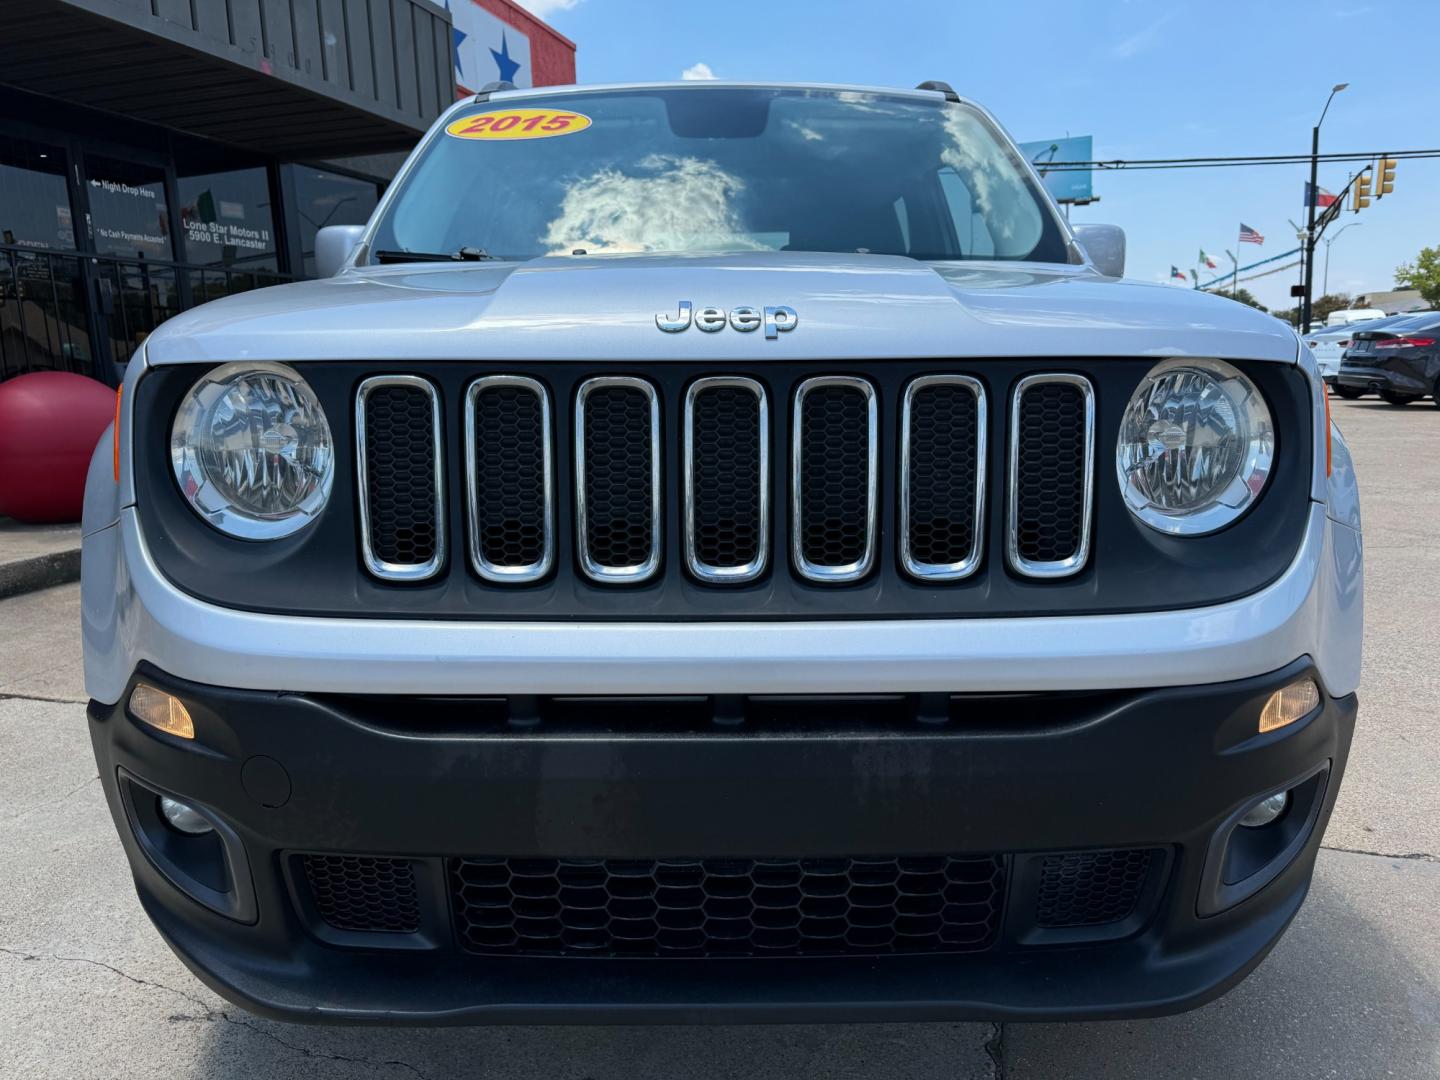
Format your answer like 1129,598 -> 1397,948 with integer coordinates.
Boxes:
170,362 -> 334,539
1116,357 -> 1273,536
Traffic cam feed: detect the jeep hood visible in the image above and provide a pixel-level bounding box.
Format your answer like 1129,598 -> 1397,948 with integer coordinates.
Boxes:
143,251 -> 1298,366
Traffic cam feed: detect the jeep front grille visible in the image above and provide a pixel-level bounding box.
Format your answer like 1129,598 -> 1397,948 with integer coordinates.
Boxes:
465,376 -> 554,582
684,377 -> 769,582
1007,374 -> 1095,579
575,376 -> 662,582
901,375 -> 986,580
449,854 -> 1006,957
792,376 -> 878,582
355,375 -> 445,582
354,368 -> 1096,591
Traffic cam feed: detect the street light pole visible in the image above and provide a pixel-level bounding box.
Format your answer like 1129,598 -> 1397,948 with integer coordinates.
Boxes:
1301,83 -> 1348,332
1323,221 -> 1363,296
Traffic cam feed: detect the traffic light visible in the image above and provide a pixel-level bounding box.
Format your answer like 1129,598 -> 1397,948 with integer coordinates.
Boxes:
1377,157 -> 1397,198
1353,169 -> 1371,211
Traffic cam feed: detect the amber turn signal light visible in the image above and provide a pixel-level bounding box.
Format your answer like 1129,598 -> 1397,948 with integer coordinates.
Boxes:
128,684 -> 195,740
1258,678 -> 1321,734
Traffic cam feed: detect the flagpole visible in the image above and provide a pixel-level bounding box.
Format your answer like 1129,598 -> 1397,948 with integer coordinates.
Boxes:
1231,239 -> 1240,297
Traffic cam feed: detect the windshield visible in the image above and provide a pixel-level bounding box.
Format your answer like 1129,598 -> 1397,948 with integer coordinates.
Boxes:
367,87 -> 1070,264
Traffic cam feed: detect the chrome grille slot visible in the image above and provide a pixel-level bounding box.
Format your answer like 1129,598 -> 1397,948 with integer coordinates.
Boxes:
1007,374 -> 1094,579
355,375 -> 445,582
791,376 -> 877,583
684,377 -> 769,583
575,376 -> 662,583
465,376 -> 554,583
901,375 -> 985,580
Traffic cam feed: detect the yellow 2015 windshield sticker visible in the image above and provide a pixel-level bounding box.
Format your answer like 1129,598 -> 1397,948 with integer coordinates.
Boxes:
445,109 -> 592,141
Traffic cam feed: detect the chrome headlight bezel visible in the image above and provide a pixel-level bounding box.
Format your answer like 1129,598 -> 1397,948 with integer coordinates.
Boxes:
170,361 -> 335,540
1116,357 -> 1275,537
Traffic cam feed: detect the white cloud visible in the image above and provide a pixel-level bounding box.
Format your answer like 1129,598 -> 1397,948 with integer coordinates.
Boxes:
1108,12 -> 1175,59
510,0 -> 581,18
541,155 -> 766,255
681,62 -> 718,81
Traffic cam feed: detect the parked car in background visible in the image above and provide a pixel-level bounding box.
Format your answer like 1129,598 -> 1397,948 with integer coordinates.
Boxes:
1311,313 -> 1432,394
1337,312 -> 1440,405
1324,308 -> 1386,328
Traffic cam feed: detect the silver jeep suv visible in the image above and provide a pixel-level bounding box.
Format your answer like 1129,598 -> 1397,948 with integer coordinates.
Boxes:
82,81 -> 1362,1024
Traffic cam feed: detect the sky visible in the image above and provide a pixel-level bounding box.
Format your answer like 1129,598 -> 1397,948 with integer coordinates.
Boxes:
512,0 -> 1439,312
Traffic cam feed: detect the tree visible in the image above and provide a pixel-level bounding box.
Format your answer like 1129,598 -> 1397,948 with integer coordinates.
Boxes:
1312,293 -> 1354,323
1395,245 -> 1440,307
1224,287 -> 1268,313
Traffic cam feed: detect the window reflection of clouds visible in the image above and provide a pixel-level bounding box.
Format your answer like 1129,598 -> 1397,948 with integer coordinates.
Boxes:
940,109 -> 1042,252
541,155 -> 767,255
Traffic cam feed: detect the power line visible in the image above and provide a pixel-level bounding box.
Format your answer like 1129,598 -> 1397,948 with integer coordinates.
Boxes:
1038,148 -> 1440,172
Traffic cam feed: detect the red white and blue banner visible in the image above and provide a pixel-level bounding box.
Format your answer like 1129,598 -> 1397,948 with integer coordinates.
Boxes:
449,0 -> 533,94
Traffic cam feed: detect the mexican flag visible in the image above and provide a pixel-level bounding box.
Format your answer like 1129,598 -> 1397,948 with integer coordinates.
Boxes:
1199,249 -> 1218,269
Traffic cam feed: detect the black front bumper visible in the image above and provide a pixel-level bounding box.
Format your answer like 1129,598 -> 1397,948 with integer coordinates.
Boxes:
89,659 -> 1356,1025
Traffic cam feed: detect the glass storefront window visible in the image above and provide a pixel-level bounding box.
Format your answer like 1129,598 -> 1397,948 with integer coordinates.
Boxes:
88,155 -> 173,261
178,166 -> 278,272
96,259 -> 179,366
0,135 -> 75,251
291,166 -> 379,277
0,250 -> 94,380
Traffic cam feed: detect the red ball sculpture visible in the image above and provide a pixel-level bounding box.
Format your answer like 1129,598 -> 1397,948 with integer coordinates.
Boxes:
0,371 -> 117,524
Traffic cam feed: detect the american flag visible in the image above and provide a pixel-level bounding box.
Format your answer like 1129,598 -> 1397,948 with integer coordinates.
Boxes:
1239,223 -> 1264,245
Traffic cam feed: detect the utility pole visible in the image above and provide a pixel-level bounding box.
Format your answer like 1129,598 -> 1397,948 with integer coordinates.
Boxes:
1302,83 -> 1348,331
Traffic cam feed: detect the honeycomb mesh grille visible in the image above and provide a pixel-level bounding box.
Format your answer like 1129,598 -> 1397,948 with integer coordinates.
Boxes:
1035,848 -> 1155,928
797,383 -> 873,571
471,383 -> 549,571
580,383 -> 656,572
1013,381 -> 1088,566
450,854 -> 1005,957
905,382 -> 981,571
362,384 -> 439,570
301,855 -> 421,933
688,384 -> 764,572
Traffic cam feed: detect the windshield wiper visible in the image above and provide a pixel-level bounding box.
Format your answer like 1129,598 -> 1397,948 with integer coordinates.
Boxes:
373,246 -> 498,264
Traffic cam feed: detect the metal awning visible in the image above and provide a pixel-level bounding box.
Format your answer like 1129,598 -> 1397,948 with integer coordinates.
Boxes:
0,0 -> 455,156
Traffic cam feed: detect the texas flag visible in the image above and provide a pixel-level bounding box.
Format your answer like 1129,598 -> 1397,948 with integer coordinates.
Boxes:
1199,249 -> 1218,269
1170,266 -> 1187,282
1305,182 -> 1338,209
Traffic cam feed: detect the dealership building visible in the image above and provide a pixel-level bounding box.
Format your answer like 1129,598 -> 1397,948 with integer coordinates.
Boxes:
0,0 -> 576,390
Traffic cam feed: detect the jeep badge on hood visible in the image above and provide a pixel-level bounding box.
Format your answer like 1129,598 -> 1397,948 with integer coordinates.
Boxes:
656,300 -> 798,339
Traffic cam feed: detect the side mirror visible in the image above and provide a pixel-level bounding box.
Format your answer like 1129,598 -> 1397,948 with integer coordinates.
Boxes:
314,224 -> 367,278
1073,224 -> 1125,278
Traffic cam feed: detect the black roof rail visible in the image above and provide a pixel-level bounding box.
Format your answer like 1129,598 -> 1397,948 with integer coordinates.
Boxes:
474,80 -> 516,102
916,80 -> 960,102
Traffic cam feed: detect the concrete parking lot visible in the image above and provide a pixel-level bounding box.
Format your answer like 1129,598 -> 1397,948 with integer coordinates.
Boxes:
1,395 -> 1436,1079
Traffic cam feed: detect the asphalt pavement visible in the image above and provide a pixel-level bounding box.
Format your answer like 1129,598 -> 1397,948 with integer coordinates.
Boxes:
0,394 -> 1436,1079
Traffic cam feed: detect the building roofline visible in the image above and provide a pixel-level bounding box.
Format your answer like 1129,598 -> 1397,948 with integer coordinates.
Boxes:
481,0 -> 579,51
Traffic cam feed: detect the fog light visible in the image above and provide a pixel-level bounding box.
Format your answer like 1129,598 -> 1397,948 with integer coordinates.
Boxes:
158,796 -> 214,836
1258,677 -> 1320,734
128,685 -> 195,739
1239,791 -> 1289,828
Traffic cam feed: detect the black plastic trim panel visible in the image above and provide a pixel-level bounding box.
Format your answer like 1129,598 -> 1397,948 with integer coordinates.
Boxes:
133,359 -> 1313,621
